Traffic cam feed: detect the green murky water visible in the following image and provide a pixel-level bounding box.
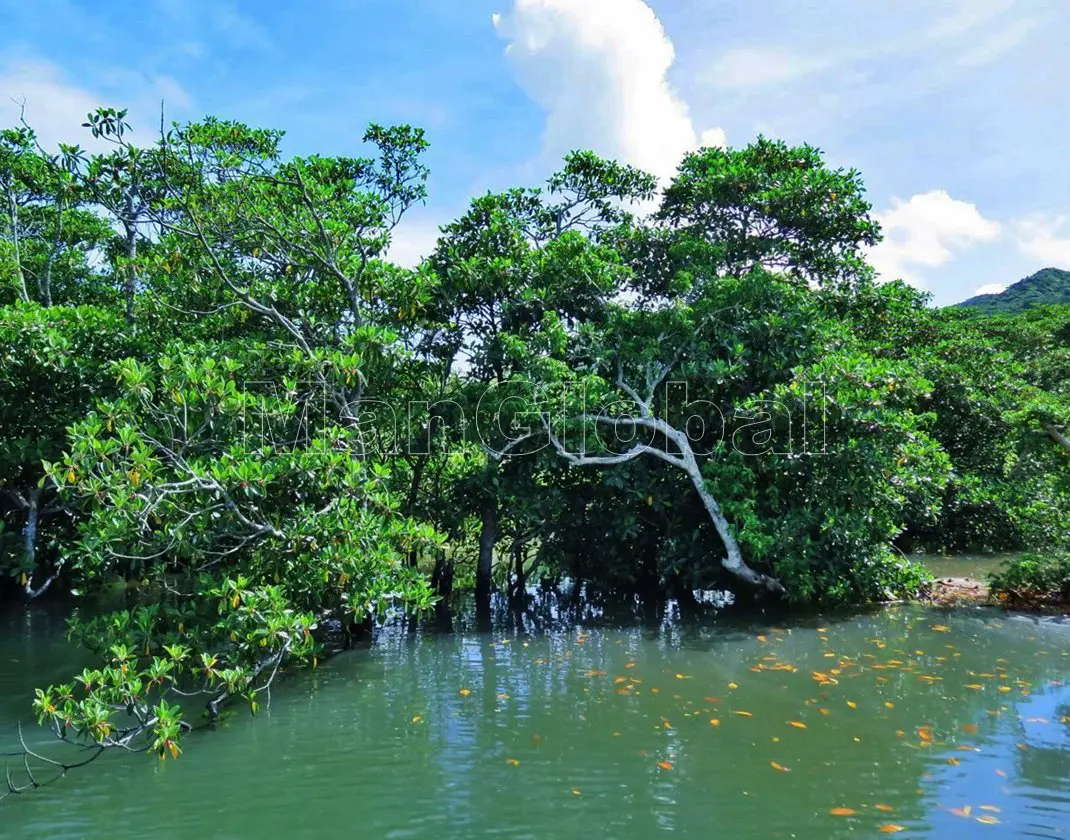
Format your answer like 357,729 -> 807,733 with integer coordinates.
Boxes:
1,597 -> 1068,839
922,553 -> 1016,582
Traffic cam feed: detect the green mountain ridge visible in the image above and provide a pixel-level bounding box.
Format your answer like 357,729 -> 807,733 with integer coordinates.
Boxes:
956,267 -> 1070,313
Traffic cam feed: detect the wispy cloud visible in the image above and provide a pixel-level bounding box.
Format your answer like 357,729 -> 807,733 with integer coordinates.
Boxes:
953,16 -> 1037,68
0,58 -> 194,150
1014,216 -> 1070,267
925,0 -> 1015,41
153,0 -> 272,54
0,59 -> 120,151
691,0 -> 1039,105
704,48 -> 834,92
214,3 -> 273,52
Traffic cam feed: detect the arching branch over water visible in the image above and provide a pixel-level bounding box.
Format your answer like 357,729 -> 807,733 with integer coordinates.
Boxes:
543,412 -> 785,595
490,351 -> 786,596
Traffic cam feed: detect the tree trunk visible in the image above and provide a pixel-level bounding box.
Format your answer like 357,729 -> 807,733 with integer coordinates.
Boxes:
668,572 -> 700,613
11,486 -> 66,601
541,412 -> 785,595
476,503 -> 498,609
404,454 -> 427,567
511,538 -> 526,600
7,195 -> 29,303
1044,423 -> 1070,454
509,537 -> 535,604
22,486 -> 38,578
39,195 -> 64,307
123,203 -> 138,324
431,549 -> 454,599
678,442 -> 784,594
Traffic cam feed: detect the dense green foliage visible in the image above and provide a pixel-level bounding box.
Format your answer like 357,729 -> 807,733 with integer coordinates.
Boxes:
0,107 -> 1067,761
988,552 -> 1070,606
885,300 -> 1070,553
0,303 -> 140,595
957,268 -> 1070,314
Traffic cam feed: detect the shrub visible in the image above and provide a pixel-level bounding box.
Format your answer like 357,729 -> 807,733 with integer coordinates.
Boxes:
987,552 -> 1070,606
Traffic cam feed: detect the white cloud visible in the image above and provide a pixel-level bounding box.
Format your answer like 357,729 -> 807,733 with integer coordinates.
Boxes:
0,60 -> 115,152
972,282 -> 1006,296
1013,215 -> 1070,266
699,127 -> 727,149
492,0 -> 725,186
386,217 -> 444,268
0,59 -> 193,152
867,190 -> 1002,286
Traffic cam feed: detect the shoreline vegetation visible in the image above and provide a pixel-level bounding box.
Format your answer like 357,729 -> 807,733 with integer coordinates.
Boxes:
1,106 -> 1068,770
922,554 -> 1070,612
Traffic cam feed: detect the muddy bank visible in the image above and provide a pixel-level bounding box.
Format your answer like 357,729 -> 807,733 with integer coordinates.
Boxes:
922,574 -> 1070,614
923,575 -> 991,607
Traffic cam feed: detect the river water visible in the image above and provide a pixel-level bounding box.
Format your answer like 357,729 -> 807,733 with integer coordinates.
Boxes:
1,594 -> 1068,839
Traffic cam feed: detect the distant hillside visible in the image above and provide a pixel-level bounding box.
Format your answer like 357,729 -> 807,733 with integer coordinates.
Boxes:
957,267 -> 1070,314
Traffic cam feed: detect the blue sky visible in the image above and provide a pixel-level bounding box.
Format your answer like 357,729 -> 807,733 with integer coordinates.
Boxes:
1,0 -> 1067,304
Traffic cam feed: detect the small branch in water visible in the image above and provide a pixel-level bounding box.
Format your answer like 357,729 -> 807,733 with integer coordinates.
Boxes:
0,723 -> 106,803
